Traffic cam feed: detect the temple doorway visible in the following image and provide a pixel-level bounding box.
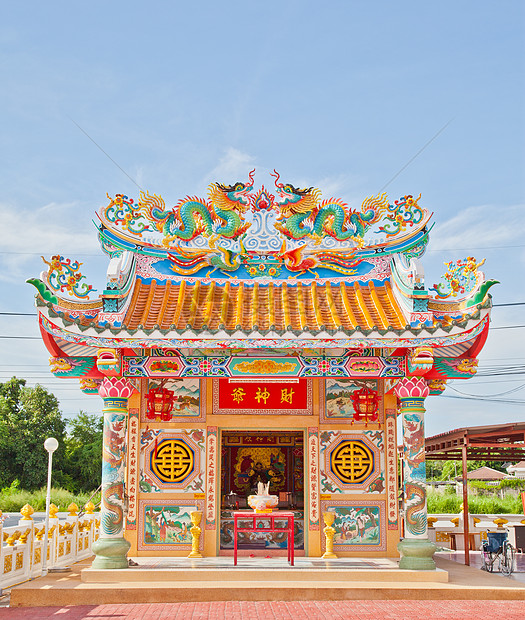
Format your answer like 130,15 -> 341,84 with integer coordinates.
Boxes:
219,430 -> 305,554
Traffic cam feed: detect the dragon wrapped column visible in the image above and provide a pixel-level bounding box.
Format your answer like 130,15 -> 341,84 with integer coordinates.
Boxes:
394,378 -> 436,569
395,377 -> 430,539
91,377 -> 136,569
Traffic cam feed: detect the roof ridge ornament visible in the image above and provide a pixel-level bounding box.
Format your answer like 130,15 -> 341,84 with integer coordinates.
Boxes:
41,255 -> 96,300
96,171 -> 432,280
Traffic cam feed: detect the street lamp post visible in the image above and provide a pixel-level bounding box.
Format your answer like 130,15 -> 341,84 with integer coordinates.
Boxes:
41,437 -> 59,576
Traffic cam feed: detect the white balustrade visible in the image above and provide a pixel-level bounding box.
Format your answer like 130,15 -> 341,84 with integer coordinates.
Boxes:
427,513 -> 525,550
0,503 -> 100,590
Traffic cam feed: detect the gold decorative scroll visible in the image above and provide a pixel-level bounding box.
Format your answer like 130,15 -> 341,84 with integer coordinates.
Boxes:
232,360 -> 296,374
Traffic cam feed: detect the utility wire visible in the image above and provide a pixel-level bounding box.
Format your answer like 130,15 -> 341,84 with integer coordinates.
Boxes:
378,119 -> 454,192
67,115 -> 145,192
427,244 -> 525,252
447,383 -> 525,398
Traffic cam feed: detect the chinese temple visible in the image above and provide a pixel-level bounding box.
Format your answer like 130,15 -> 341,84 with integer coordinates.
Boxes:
28,170 -> 496,570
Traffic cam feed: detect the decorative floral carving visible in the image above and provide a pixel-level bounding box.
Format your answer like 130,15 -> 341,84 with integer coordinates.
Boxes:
98,377 -> 136,399
394,377 -> 430,399
42,255 -> 95,299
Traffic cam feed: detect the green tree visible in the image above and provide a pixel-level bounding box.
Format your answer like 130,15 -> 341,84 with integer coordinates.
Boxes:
0,378 -> 66,490
440,459 -> 507,480
63,411 -> 103,492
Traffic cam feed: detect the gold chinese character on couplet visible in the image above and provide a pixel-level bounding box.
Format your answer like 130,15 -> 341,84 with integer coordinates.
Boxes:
281,388 -> 294,404
231,387 -> 246,403
255,387 -> 270,404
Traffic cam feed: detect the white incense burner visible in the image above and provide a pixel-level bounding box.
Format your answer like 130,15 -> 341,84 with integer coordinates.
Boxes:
247,482 -> 279,513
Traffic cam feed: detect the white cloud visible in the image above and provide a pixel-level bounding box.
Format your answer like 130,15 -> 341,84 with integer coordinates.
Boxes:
201,148 -> 257,186
430,204 -> 524,251
0,200 -> 101,283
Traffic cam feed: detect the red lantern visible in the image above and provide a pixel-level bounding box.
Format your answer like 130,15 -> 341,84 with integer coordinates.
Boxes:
350,387 -> 379,426
146,386 -> 175,421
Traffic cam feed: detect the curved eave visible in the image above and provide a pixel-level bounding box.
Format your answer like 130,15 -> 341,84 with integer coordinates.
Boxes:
37,308 -> 491,350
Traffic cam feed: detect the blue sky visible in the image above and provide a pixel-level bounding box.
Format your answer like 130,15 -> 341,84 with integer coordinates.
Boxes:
1,1 -> 524,436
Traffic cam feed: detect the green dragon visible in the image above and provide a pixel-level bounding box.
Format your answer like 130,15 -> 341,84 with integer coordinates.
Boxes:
405,482 -> 427,536
101,482 -> 124,536
271,170 -> 388,243
139,170 -> 255,244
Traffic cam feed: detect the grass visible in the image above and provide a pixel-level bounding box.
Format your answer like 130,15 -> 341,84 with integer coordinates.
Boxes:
0,486 -> 100,513
427,489 -> 524,514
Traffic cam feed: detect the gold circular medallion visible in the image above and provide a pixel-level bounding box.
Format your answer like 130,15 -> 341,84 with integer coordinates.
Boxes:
151,439 -> 194,483
331,440 -> 374,484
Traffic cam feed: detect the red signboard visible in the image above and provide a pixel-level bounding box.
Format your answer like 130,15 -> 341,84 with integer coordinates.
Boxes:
214,379 -> 311,415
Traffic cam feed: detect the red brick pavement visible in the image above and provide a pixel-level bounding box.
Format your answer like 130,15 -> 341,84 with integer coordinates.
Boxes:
1,601 -> 525,620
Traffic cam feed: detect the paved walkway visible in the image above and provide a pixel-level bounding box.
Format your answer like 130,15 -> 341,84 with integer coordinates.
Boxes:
1,601 -> 525,619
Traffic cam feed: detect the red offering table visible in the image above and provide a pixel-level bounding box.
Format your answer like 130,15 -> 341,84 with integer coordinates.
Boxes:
233,511 -> 295,566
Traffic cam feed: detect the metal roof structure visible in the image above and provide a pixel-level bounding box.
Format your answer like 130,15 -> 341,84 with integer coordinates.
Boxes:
425,422 -> 525,461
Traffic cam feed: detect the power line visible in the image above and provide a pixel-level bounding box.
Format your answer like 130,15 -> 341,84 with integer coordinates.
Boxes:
442,395 -> 525,405
428,244 -> 525,252
0,251 -> 102,256
0,336 -> 41,339
492,325 -> 525,330
0,312 -> 38,316
447,383 -> 525,398
67,115 -> 145,192
492,302 -> 525,307
379,119 -> 454,192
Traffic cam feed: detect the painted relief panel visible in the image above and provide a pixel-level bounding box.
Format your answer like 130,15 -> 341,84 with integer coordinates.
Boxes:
320,500 -> 386,552
319,430 -> 384,494
321,379 -> 383,423
141,378 -> 204,423
137,499 -> 204,551
139,428 -> 205,493
212,378 -> 313,415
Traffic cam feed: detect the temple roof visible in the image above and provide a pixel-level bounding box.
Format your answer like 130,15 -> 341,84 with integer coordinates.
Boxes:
124,278 -> 407,334
28,172 -> 496,353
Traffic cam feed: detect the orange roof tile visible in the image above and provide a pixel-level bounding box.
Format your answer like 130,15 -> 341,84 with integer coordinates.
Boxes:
123,279 -> 407,333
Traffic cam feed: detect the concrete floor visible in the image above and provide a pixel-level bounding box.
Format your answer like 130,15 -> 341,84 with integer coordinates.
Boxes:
5,553 -> 525,607
436,550 -> 525,584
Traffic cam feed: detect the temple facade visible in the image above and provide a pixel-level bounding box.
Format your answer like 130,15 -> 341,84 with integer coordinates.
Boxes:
29,171 -> 495,569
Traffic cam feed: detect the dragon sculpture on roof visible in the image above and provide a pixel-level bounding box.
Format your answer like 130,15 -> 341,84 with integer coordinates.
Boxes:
271,170 -> 388,244
136,170 -> 255,245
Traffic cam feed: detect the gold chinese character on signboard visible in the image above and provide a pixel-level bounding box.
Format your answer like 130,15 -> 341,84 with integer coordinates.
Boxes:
231,387 -> 246,403
281,388 -> 294,404
255,387 -> 270,404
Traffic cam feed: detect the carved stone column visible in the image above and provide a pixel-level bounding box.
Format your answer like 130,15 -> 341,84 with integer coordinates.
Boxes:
395,377 -> 436,570
91,377 -> 136,569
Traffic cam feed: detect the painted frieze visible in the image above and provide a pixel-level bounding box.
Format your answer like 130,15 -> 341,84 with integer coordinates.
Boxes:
141,378 -> 203,423
320,378 -> 383,423
137,499 -> 205,551
320,500 -> 387,552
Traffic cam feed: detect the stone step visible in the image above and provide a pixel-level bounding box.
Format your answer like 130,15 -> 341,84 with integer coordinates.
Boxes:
81,566 -> 449,583
10,577 -> 525,607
